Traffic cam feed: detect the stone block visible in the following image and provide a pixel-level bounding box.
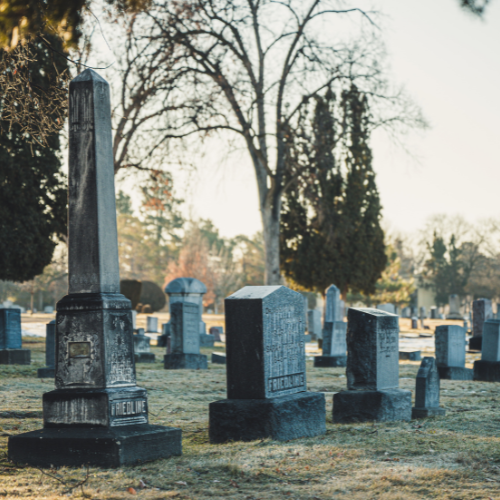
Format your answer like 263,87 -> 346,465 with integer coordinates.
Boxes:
435,325 -> 466,368
333,389 -> 411,423
468,336 -> 482,351
399,351 -> 421,361
307,309 -> 321,339
313,355 -> 347,367
209,392 -> 325,443
211,352 -> 226,364
473,359 -> 500,382
481,319 -> 500,361
473,298 -> 493,337
0,349 -> 30,365
437,366 -> 473,380
164,353 -> 207,370
8,424 -> 181,468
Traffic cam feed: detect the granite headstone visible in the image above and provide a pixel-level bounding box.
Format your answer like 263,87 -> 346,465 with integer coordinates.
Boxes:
333,308 -> 411,423
209,286 -> 325,443
377,303 -> 396,314
473,319 -> 500,382
430,306 -> 438,319
0,308 -> 30,365
435,325 -> 472,380
446,294 -> 462,320
411,357 -> 445,418
133,328 -> 155,363
324,284 -> 341,323
470,298 -> 493,350
146,316 -> 158,333
37,320 -> 56,378
307,309 -> 322,340
314,322 -> 347,367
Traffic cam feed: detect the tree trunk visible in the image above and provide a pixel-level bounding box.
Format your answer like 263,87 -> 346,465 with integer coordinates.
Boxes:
261,195 -> 282,285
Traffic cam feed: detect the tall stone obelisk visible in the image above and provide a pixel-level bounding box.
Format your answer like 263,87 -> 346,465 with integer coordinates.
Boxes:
8,69 -> 181,467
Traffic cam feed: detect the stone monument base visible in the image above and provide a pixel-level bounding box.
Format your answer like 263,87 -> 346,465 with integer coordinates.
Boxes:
37,367 -> 55,378
8,424 -> 181,468
135,353 -> 156,363
313,355 -> 347,367
468,336 -> 482,351
411,406 -> 446,419
473,360 -> 500,382
333,389 -> 412,423
209,392 -> 325,444
199,334 -> 215,347
437,366 -> 473,380
164,353 -> 208,370
0,349 -> 30,365
399,351 -> 422,361
211,352 -> 226,364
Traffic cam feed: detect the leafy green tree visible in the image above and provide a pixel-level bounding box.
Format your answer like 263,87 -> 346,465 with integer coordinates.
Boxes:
0,35 -> 67,282
280,85 -> 386,297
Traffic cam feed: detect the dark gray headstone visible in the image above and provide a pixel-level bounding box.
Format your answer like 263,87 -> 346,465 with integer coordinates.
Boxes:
473,298 -> 493,337
209,286 -> 325,443
38,321 -> 56,378
473,319 -> 500,382
324,285 -> 341,323
209,326 -> 223,341
0,308 -> 30,365
8,69 -> 180,468
435,325 -> 472,380
430,307 -> 438,319
333,308 -> 411,423
411,317 -> 418,329
411,357 -> 445,418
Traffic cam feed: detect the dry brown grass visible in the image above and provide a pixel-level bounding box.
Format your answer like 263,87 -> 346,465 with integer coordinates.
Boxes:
1,337 -> 500,499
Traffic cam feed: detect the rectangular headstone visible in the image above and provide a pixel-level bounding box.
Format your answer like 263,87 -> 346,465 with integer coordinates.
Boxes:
481,319 -> 500,362
435,325 -> 466,368
324,285 -> 341,323
346,308 -> 399,391
45,320 -> 56,367
146,316 -> 158,333
170,302 -> 200,354
414,357 -> 440,409
0,309 -> 22,349
322,322 -> 347,357
225,286 -> 306,399
473,299 -> 493,337
307,310 -> 321,338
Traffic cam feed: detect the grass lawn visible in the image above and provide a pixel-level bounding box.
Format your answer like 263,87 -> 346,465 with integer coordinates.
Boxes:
0,337 -> 499,499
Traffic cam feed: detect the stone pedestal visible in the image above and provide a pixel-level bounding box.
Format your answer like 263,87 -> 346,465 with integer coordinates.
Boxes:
209,392 -> 325,443
9,425 -> 181,468
333,389 -> 411,423
164,353 -> 207,369
473,360 -> 500,382
313,355 -> 346,367
0,349 -> 30,365
437,366 -> 473,380
211,352 -> 226,364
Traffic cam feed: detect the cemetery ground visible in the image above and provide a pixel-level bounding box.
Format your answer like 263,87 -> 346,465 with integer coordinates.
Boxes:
0,330 -> 499,499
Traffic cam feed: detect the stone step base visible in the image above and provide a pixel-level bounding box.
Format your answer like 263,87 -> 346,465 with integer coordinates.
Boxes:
313,355 -> 347,367
437,366 -> 473,380
0,349 -> 30,365
209,392 -> 325,443
8,424 -> 181,468
411,406 -> 446,419
333,389 -> 412,423
473,360 -> 500,382
164,353 -> 208,370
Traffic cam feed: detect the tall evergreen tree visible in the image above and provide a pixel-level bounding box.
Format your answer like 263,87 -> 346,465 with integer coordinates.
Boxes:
0,35 -> 67,282
280,85 -> 386,297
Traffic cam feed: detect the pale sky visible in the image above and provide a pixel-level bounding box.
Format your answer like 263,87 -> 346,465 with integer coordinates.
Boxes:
114,1 -> 500,239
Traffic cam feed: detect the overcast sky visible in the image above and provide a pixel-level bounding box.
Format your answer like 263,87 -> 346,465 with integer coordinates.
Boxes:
116,1 -> 500,239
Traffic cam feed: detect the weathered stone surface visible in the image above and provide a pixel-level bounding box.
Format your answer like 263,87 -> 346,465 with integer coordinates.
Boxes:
146,316 -> 158,333
446,294 -> 462,319
171,302 -> 200,354
307,310 -> 322,339
8,424 -> 181,468
412,357 -> 445,419
322,322 -> 347,357
157,323 -> 169,347
133,329 -> 151,353
209,392 -> 325,443
324,285 -> 341,323
411,317 -> 418,329
211,352 -> 226,364
164,353 -> 208,369
333,389 -> 411,423
346,308 -> 399,391
399,351 -> 422,361
0,308 -> 22,349
481,319 -> 500,361
473,298 -> 493,338
435,325 -> 466,368
225,286 -> 306,399
38,321 -> 55,378
473,360 -> 500,382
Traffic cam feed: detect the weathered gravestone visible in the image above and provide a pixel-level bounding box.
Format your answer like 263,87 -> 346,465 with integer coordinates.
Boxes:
411,357 -> 445,418
209,326 -> 223,342
473,319 -> 500,382
446,294 -> 462,320
307,309 -> 322,340
333,308 -> 411,423
133,328 -> 155,363
8,69 -> 181,468
470,298 -> 493,350
434,325 -> 472,380
157,322 -> 169,347
0,308 -> 30,365
164,302 -> 207,369
324,285 -> 341,323
314,322 -> 347,367
211,352 -> 226,364
146,316 -> 158,333
37,320 -> 55,378
209,286 -> 326,443
164,277 -> 214,347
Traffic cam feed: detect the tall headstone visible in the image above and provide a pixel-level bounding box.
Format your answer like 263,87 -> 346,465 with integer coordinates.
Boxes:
133,328 -> 155,363
0,308 -> 30,364
314,322 -> 347,367
473,319 -> 500,382
434,325 -> 472,380
37,320 -> 56,378
157,322 -> 169,347
8,69 -> 181,468
411,357 -> 445,418
339,300 -> 346,321
446,294 -> 462,319
333,308 -> 411,423
470,298 -> 493,350
209,286 -> 325,443
324,284 -> 341,323
164,302 -> 207,369
146,316 -> 158,333
164,278 -> 214,346
307,309 -> 322,340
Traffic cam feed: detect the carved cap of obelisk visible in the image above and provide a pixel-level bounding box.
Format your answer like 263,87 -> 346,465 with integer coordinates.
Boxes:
68,69 -> 119,294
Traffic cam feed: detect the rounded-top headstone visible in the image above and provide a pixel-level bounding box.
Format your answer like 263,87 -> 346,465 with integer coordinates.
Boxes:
165,277 -> 207,295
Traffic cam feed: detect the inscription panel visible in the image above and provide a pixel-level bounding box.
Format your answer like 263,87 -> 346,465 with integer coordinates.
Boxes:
110,398 -> 148,427
171,302 -> 200,354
